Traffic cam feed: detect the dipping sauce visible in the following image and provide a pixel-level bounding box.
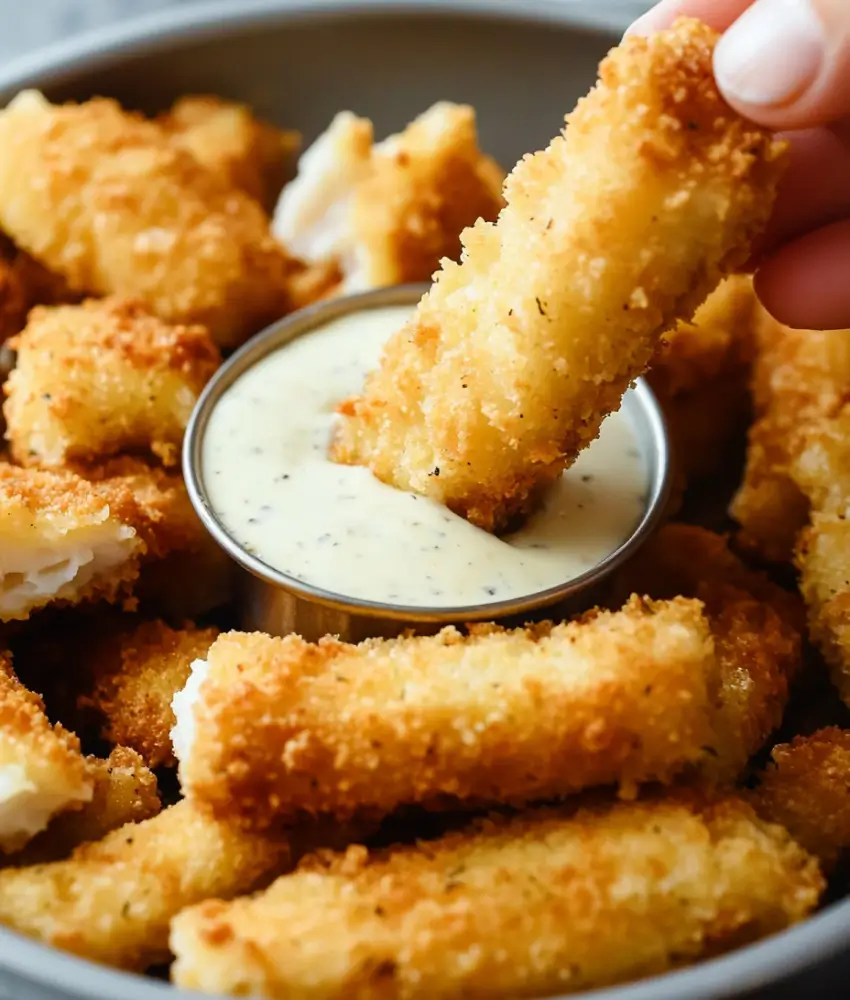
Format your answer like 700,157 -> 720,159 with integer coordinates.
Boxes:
202,304 -> 649,608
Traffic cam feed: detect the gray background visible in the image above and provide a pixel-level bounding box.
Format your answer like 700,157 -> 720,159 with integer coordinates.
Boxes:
0,0 -> 651,64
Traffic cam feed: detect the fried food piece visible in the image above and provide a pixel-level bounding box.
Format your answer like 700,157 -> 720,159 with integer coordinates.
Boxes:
750,728 -> 850,872
730,316 -> 850,563
170,792 -> 822,998
648,275 -> 757,484
273,103 -> 505,294
158,95 -> 300,212
4,297 -> 221,468
173,596 -> 719,826
80,620 -> 219,768
330,20 -> 785,533
0,655 -> 91,853
0,463 -> 146,621
0,799 -> 290,971
0,91 -> 294,348
10,747 -> 160,866
611,525 -> 803,783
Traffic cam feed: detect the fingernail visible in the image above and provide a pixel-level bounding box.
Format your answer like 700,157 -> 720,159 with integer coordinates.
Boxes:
715,0 -> 825,107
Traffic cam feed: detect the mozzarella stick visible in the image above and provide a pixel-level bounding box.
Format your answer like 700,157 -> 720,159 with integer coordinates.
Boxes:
9,747 -> 160,866
0,655 -> 91,853
0,798 -> 290,971
170,793 -> 822,998
331,18 -> 786,532
750,728 -> 850,873
173,596 -> 719,826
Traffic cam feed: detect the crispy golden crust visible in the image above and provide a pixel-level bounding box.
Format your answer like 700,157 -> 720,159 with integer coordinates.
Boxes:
730,315 -> 850,564
611,525 -> 803,783
0,798 -> 291,971
80,620 -> 219,768
176,596 -> 719,826
170,792 -> 822,999
0,655 -> 92,853
330,19 -> 786,532
648,276 -> 757,484
9,747 -> 161,866
158,95 -> 300,211
4,297 -> 221,468
0,91 -> 294,348
751,728 -> 850,872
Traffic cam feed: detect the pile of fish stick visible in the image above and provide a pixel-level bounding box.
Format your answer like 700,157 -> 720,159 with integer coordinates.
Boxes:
0,16 -> 845,1000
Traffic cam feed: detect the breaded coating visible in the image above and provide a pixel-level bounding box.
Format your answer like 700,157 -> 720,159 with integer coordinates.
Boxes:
173,596 -> 719,826
0,655 -> 91,853
10,747 -> 161,866
158,95 -> 300,211
330,19 -> 786,532
0,91 -> 294,348
170,792 -> 822,999
4,297 -> 221,468
612,525 -> 803,783
80,619 -> 219,767
751,728 -> 850,872
730,317 -> 850,563
273,103 -> 505,294
0,463 -> 145,621
0,798 -> 290,971
648,275 -> 757,484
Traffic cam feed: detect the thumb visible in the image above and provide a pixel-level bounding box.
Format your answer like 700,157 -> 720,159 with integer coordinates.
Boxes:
714,0 -> 850,129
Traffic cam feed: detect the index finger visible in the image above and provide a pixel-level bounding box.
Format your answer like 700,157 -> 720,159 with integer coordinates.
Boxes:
627,0 -> 754,35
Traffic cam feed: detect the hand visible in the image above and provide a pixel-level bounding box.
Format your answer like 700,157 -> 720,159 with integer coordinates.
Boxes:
628,0 -> 850,331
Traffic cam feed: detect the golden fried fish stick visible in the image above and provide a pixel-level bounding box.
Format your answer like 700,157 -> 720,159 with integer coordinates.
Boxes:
0,655 -> 91,853
170,793 -> 822,999
4,298 -> 221,469
80,620 -> 219,768
158,95 -> 300,211
611,524 -> 803,783
172,596 -> 718,826
0,91 -> 294,348
331,19 -> 786,532
0,798 -> 290,971
0,463 -> 145,621
10,747 -> 160,866
750,728 -> 850,872
648,275 -> 757,486
730,317 -> 850,563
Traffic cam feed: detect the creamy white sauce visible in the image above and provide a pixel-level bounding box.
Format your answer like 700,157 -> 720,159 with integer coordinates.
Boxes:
202,305 -> 649,608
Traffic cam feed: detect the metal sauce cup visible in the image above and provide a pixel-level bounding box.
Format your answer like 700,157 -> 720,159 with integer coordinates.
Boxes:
184,284 -> 672,642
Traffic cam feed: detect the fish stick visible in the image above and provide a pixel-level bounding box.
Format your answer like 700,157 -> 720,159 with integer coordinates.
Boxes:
0,91 -> 294,348
80,619 -> 220,767
9,747 -> 161,866
0,798 -> 291,971
170,792 -> 822,999
172,596 -> 719,826
750,728 -> 850,872
730,317 -> 850,564
0,463 -> 146,621
647,275 -> 757,486
0,655 -> 91,853
610,524 -> 803,783
158,95 -> 300,211
330,19 -> 786,532
4,297 -> 221,469
273,103 -> 505,295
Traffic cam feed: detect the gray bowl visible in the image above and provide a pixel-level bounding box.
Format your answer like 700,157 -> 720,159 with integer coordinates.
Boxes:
0,3 -> 847,1000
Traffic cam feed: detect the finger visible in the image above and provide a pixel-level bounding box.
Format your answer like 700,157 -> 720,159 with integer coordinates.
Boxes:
756,219 -> 850,330
627,0 -> 753,36
715,0 -> 850,130
763,120 -> 850,248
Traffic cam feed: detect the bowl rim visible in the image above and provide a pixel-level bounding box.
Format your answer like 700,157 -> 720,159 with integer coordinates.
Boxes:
183,283 -> 671,625
0,2 -> 846,999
